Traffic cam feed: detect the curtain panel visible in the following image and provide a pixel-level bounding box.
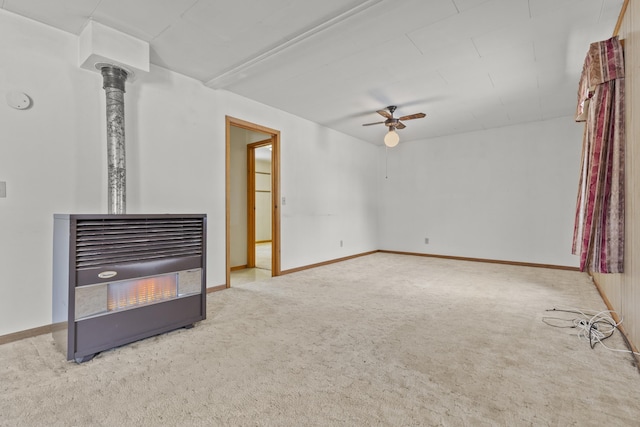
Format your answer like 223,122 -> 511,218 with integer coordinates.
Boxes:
572,36 -> 625,273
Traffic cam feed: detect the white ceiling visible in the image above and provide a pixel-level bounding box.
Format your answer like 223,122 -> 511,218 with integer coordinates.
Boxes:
2,0 -> 623,144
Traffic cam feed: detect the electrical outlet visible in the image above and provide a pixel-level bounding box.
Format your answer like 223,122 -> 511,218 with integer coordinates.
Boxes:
424,237 -> 429,244
282,196 -> 286,205
0,181 -> 6,198
340,240 -> 343,247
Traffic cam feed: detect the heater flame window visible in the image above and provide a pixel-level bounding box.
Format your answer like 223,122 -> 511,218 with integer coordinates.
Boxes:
107,274 -> 178,312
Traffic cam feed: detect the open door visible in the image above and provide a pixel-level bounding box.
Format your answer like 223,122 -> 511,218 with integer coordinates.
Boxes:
225,116 -> 281,287
247,139 -> 273,269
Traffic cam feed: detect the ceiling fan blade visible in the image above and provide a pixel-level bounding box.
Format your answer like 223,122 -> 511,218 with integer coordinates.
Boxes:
376,109 -> 393,119
396,122 -> 406,129
362,121 -> 386,126
398,113 -> 426,121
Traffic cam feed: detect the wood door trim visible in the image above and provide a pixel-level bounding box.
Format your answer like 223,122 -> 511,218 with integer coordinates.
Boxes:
226,116 -> 281,288
613,0 -> 628,37
246,142 -> 257,268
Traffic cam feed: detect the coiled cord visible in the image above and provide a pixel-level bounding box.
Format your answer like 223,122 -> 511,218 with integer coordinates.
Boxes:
543,307 -> 640,356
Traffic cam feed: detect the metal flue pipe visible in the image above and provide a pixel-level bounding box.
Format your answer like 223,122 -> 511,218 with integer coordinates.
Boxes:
101,65 -> 128,215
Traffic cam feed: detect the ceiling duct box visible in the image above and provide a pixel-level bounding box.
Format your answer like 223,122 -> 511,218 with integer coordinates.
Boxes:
78,21 -> 149,80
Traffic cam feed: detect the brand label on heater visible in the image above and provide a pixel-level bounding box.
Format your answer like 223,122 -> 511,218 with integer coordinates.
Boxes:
98,271 -> 118,279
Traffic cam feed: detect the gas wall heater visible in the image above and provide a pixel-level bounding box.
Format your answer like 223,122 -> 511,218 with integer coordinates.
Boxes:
52,214 -> 207,362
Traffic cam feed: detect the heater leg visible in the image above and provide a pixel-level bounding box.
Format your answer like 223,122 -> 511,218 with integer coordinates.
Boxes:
75,353 -> 96,364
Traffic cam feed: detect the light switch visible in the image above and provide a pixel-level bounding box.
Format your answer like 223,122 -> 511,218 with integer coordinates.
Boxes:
0,182 -> 5,198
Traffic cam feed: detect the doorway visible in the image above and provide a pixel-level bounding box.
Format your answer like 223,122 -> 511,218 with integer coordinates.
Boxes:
225,116 -> 280,287
247,140 -> 273,271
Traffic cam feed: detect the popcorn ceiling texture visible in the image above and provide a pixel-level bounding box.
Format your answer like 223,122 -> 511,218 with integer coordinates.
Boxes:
1,253 -> 639,426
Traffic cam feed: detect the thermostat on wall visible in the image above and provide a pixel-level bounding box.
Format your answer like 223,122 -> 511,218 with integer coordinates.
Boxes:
6,91 -> 32,110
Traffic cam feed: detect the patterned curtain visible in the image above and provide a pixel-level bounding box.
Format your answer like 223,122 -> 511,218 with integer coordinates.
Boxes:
572,36 -> 625,273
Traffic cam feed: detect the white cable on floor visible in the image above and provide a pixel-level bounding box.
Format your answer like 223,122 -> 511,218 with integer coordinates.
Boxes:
543,306 -> 640,357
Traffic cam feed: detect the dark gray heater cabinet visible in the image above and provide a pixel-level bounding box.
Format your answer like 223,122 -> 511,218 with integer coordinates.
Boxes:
53,214 -> 207,362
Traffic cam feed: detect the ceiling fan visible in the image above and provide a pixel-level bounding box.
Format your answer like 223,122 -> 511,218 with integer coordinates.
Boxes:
362,105 -> 426,147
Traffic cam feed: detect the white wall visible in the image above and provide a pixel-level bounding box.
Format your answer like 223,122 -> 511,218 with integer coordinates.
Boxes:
0,10 -> 380,336
0,11 -> 102,336
378,117 -> 583,267
278,125 -> 380,269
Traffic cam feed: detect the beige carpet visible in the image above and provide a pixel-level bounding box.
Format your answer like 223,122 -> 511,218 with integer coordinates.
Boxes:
2,253 -> 640,426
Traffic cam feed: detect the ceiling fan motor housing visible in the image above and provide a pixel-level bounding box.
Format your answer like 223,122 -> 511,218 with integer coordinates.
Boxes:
361,105 -> 424,130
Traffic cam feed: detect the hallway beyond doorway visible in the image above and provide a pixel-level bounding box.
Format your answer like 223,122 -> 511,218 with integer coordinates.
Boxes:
230,242 -> 272,286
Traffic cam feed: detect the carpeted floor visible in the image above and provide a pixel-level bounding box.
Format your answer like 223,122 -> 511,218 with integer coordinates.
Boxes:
1,253 -> 639,426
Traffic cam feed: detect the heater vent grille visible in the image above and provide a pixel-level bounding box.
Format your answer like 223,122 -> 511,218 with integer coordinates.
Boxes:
75,217 -> 204,269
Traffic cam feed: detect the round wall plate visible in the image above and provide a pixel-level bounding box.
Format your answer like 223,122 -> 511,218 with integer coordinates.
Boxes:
6,91 -> 32,110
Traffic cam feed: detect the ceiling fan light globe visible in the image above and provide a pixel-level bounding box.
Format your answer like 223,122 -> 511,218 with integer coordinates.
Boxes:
384,130 -> 399,147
